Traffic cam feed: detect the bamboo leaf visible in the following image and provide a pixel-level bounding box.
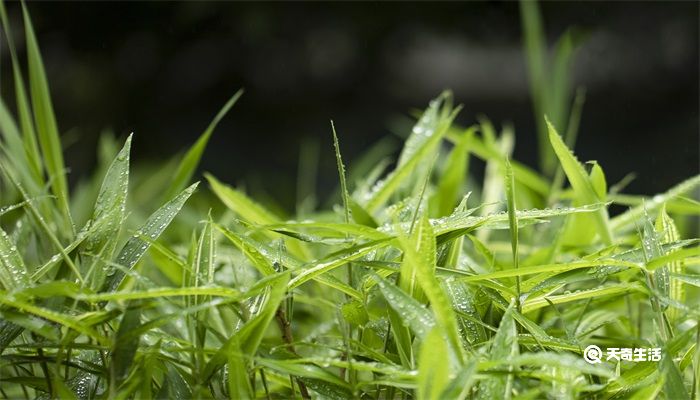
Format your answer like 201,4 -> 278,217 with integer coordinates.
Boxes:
547,119 -> 612,245
611,175 -> 700,233
375,273 -> 436,340
403,216 -> 465,363
288,238 -> 391,290
0,227 -> 28,291
363,93 -> 460,213
432,128 -> 473,217
103,183 -> 198,293
479,304 -> 517,400
504,158 -> 521,303
417,328 -> 450,400
331,121 -> 350,224
163,89 -> 242,201
81,135 -> 131,290
203,273 -> 289,380
109,305 -> 142,391
22,4 -> 72,228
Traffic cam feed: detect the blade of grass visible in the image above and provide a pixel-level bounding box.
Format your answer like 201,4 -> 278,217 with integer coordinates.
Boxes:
547,119 -> 612,245
288,238 -> 392,290
0,293 -> 108,345
81,135 -> 131,290
417,327 -> 450,400
656,206 -> 685,323
401,216 -> 465,363
478,304 -> 517,400
504,158 -> 521,310
0,1 -> 43,186
611,175 -> 700,233
102,182 -> 199,293
22,3 -> 72,230
206,173 -> 311,260
331,121 -> 354,292
108,305 -> 142,395
520,0 -> 553,175
0,227 -> 28,291
163,89 -> 243,201
522,282 -> 644,313
363,96 -> 460,213
203,273 -> 289,380
431,127 -> 474,217
374,273 -> 436,341
331,121 -> 350,225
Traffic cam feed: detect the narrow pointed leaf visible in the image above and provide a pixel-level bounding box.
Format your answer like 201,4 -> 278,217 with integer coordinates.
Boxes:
22,4 -> 72,227
103,183 -> 199,293
164,89 -> 242,201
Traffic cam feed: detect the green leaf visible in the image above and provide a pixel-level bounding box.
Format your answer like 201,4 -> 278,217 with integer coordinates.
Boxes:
287,238 -> 391,290
656,206 -> 685,322
207,173 -> 279,225
22,3 -> 72,229
1,163 -> 83,282
629,380 -> 664,400
522,282 -> 644,313
302,378 -> 353,399
331,121 -> 350,224
589,161 -> 607,199
438,362 -> 477,400
550,28 -> 581,134
52,375 -> 79,400
0,1 -> 43,187
76,286 -> 241,303
0,319 -> 24,353
0,227 -> 28,291
479,304 -> 518,400
163,89 -> 242,201
375,273 -> 436,340
348,199 -> 378,228
403,216 -> 465,363
203,273 -> 289,380
670,273 -> 700,288
420,202 -> 606,241
254,358 -> 351,390
418,328 -> 450,400
431,128 -> 473,217
0,309 -> 59,342
227,337 -> 253,400
504,158 -> 521,301
341,300 -> 368,327
645,246 -> 699,272
263,221 -> 389,242
109,305 -> 142,391
156,364 -> 192,400
0,292 -> 108,345
103,182 -> 199,293
81,134 -> 131,290
611,175 -> 700,233
216,224 -> 277,276
193,213 -> 216,287
520,0 -> 552,174
363,93 -> 460,213
661,351 -> 689,400
444,279 -> 487,344
547,119 -> 612,245
207,173 -> 311,260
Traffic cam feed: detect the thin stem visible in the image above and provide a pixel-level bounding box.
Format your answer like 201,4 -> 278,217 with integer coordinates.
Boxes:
275,304 -> 310,399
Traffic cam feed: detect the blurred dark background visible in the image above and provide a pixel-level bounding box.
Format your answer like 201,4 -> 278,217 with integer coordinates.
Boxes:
1,1 -> 698,210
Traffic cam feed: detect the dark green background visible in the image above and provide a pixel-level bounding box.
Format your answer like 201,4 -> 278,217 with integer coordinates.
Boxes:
1,1 -> 697,210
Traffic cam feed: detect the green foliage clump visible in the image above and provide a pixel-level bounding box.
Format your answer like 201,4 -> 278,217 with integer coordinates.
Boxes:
0,2 -> 699,400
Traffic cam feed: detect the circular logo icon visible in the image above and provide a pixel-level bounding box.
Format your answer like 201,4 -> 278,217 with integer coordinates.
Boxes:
583,345 -> 603,364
